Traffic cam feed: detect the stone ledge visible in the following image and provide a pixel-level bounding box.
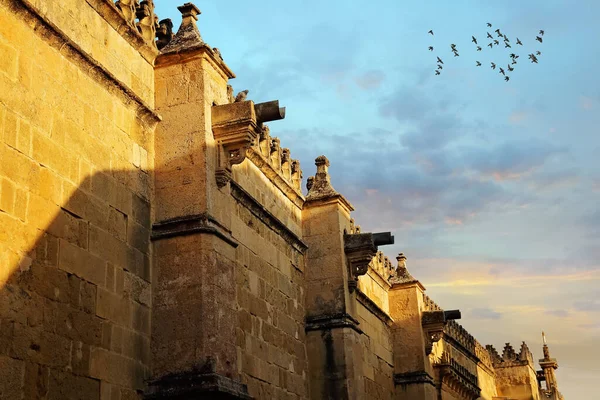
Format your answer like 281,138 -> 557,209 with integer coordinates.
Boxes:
305,313 -> 363,334
394,370 -> 435,387
7,0 -> 161,127
230,180 -> 307,255
151,213 -> 238,248
146,372 -> 252,400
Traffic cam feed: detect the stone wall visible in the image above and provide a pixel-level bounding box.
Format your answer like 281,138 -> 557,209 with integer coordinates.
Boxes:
0,0 -> 158,398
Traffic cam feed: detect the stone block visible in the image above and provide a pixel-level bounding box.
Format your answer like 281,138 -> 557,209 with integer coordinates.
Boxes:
89,347 -> 146,389
0,355 -> 25,399
0,178 -> 16,215
96,288 -> 132,328
59,239 -> 106,286
48,369 -> 100,400
0,41 -> 18,80
23,361 -> 49,399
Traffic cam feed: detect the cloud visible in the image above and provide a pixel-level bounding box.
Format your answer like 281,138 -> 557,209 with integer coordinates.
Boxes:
462,139 -> 568,181
354,70 -> 385,90
470,308 -> 502,320
573,299 -> 600,312
580,96 -> 597,111
546,309 -> 570,318
508,111 -> 530,125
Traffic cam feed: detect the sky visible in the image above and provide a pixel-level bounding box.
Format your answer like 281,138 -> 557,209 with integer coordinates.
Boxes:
155,1 -> 599,397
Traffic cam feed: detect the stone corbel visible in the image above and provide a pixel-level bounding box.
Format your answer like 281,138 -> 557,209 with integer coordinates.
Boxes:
344,232 -> 394,292
212,101 -> 260,188
422,310 -> 461,355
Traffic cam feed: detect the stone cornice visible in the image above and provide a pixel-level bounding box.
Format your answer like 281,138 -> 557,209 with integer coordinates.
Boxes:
8,0 -> 161,126
394,370 -> 435,387
151,213 -> 238,248
230,181 -> 308,254
155,44 -> 235,81
355,289 -> 393,327
305,313 -> 363,334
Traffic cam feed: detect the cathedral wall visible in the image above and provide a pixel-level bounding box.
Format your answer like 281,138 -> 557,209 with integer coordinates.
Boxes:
355,300 -> 394,399
0,0 -> 156,398
230,159 -> 308,399
494,364 -> 541,400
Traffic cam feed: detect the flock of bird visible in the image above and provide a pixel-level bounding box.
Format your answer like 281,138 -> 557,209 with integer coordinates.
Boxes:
427,23 -> 545,82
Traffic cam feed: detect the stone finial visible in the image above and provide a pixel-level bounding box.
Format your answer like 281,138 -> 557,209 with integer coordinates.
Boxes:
115,0 -> 139,26
136,0 -> 158,47
389,252 -> 417,284
306,176 -> 314,192
305,155 -> 340,200
291,160 -> 302,191
258,125 -> 271,157
519,341 -> 532,362
396,253 -> 407,270
235,90 -> 249,103
178,2 -> 201,22
270,138 -> 282,171
160,2 -> 204,54
156,18 -> 174,50
226,85 -> 235,103
349,218 -> 355,234
355,225 -> 361,234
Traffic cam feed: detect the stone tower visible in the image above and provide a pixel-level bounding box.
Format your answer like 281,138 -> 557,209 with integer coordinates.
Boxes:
537,332 -> 564,400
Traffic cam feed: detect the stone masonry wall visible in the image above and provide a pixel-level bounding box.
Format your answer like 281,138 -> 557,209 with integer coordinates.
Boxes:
231,151 -> 308,398
0,0 -> 157,398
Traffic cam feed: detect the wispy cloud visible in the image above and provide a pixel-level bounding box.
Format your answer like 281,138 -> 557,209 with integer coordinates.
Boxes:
470,308 -> 502,320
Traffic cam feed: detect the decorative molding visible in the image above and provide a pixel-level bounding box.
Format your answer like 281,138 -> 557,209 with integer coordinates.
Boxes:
305,313 -> 363,334
230,181 -> 308,254
151,213 -> 238,248
6,0 -> 161,127
394,371 -> 435,387
355,289 -> 393,327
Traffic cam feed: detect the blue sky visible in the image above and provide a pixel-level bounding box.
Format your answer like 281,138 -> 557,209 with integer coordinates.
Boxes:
156,1 -> 599,397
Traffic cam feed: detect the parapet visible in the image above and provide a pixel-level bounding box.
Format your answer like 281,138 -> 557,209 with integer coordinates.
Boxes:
486,341 -> 534,368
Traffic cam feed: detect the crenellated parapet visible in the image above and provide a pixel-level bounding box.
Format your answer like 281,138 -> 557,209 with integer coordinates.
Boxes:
444,320 -> 476,353
368,250 -> 396,282
244,123 -> 304,202
423,293 -> 442,311
113,0 -> 159,49
486,341 -> 535,368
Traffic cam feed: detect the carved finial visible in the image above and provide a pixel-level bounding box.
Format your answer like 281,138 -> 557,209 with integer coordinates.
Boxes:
156,18 -> 174,50
160,2 -> 204,53
355,225 -> 361,234
542,331 -> 547,345
115,0 -> 139,26
291,159 -> 302,191
226,85 -> 235,103
502,343 -> 517,361
349,218 -> 355,234
178,2 -> 201,23
136,0 -> 158,47
306,176 -> 314,192
306,155 -> 338,199
235,90 -> 249,103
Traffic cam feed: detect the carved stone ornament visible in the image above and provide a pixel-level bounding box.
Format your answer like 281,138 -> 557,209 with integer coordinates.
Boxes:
136,0 -> 158,48
211,101 -> 260,188
343,233 -> 378,292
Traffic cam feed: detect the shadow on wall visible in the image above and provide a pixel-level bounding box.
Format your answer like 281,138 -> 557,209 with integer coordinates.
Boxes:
0,167 -> 153,399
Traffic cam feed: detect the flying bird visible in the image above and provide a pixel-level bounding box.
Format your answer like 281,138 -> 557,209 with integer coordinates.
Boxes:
428,30 -> 434,35
450,43 -> 457,49
505,43 -> 511,48
428,46 -> 434,51
516,38 -> 523,45
536,50 -> 541,55
507,64 -> 514,72
511,60 -> 517,65
494,40 -> 499,45
499,67 -> 505,75
505,76 -> 510,82
510,53 -> 517,58
539,30 -> 544,36
536,36 -> 543,43
487,32 -> 493,39
476,61 -> 481,66
488,43 -> 493,48
491,62 -> 496,69
437,56 -> 444,64
477,46 -> 482,51
503,35 -> 509,42
435,70 -> 440,75
453,52 -> 460,57
487,22 -> 492,27
495,29 -> 501,34
437,64 -> 443,70
472,36 -> 478,44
